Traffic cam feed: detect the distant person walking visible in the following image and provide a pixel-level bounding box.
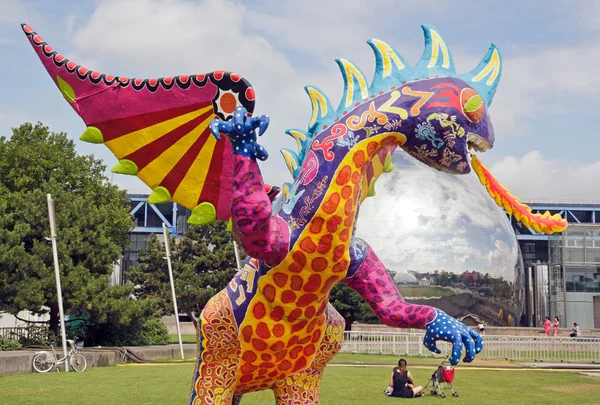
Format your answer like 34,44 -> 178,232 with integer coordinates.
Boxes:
543,316 -> 552,336
552,316 -> 560,337
570,322 -> 580,338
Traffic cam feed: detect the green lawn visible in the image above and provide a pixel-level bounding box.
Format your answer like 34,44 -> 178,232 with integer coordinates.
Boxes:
1,361 -> 599,404
169,334 -> 197,344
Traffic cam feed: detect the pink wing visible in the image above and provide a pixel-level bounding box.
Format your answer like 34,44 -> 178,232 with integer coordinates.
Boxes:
23,24 -> 257,224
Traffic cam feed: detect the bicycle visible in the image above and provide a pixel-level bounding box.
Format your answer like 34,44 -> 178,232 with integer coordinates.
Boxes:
32,339 -> 87,373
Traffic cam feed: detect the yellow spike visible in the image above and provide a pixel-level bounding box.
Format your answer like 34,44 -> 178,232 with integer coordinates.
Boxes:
370,39 -> 405,77
281,150 -> 298,176
472,48 -> 501,86
307,87 -> 329,128
338,59 -> 369,108
427,28 -> 451,69
288,130 -> 307,153
282,183 -> 291,200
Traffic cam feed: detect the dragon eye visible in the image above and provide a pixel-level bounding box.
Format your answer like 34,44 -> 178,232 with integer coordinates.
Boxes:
460,88 -> 485,123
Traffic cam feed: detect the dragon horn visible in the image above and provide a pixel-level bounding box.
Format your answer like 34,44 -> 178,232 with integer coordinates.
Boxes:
460,44 -> 502,107
414,25 -> 456,77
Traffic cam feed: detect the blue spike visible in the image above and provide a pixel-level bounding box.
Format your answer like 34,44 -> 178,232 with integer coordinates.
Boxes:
414,25 -> 456,77
285,128 -> 310,154
282,182 -> 292,200
335,59 -> 369,115
280,148 -> 301,178
367,38 -> 412,94
460,44 -> 502,107
304,86 -> 335,135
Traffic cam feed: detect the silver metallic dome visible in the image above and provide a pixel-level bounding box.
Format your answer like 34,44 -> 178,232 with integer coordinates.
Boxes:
355,151 -> 525,326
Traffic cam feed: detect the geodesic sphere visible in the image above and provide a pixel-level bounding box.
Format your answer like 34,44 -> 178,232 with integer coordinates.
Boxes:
355,151 -> 524,326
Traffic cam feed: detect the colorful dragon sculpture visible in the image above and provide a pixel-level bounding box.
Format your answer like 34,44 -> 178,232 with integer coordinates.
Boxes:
23,23 -> 567,405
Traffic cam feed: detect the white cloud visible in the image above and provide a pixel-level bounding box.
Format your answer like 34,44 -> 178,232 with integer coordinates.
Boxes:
489,43 -> 600,136
60,0 -> 366,189
489,151 -> 600,201
7,0 -> 600,201
0,0 -> 35,24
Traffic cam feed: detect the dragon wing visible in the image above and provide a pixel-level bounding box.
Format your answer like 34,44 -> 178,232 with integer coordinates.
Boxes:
22,24 -> 256,225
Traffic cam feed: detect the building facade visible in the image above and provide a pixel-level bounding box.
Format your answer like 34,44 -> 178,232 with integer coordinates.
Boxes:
123,194 -> 600,329
114,194 -> 191,285
511,201 -> 600,329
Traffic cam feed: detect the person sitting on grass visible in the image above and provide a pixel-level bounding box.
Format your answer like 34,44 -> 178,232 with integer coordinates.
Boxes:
570,322 -> 580,338
384,359 -> 424,398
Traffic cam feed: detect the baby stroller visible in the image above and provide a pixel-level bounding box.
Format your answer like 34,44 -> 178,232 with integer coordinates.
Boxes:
423,357 -> 458,398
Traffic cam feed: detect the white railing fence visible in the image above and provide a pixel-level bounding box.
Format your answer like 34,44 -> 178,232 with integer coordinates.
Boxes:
342,332 -> 600,363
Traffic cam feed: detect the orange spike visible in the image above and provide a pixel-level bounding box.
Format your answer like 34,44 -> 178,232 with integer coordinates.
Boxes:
470,155 -> 568,235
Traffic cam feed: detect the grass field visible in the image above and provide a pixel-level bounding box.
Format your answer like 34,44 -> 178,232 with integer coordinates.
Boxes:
1,360 -> 599,404
169,334 -> 197,344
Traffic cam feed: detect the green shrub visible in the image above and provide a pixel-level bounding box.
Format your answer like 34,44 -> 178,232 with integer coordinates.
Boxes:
17,326 -> 54,347
73,316 -> 170,347
0,336 -> 22,351
132,317 -> 171,346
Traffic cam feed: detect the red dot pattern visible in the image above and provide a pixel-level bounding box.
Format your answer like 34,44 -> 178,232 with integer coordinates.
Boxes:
233,135 -> 394,394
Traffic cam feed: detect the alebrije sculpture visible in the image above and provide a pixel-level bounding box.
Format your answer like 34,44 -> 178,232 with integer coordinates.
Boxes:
22,23 -> 567,405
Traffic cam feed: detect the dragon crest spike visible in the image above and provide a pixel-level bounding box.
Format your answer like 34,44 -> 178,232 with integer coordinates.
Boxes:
414,25 -> 456,76
335,58 -> 369,114
285,129 -> 309,153
281,182 -> 292,201
304,86 -> 335,134
280,148 -> 301,178
460,44 -> 502,107
367,39 -> 412,94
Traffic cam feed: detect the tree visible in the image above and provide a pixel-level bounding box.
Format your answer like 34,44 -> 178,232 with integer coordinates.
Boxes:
328,283 -> 377,330
128,220 -> 239,316
0,122 -> 151,343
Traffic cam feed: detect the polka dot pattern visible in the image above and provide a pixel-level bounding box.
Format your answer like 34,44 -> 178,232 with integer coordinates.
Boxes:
423,309 -> 484,366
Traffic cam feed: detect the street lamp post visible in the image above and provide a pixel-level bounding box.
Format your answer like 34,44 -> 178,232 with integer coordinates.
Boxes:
162,223 -> 184,360
46,194 -> 69,372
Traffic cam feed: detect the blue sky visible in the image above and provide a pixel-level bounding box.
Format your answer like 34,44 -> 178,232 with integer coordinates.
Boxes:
1,0 -> 598,199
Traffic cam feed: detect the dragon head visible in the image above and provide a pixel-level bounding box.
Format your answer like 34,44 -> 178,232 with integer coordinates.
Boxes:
279,25 -> 568,235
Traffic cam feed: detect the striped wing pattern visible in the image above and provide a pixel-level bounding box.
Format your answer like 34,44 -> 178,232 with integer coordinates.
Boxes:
23,24 -> 256,224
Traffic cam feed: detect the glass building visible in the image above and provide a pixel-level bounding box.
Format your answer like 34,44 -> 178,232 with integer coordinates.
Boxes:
546,224 -> 600,328
112,194 -> 191,285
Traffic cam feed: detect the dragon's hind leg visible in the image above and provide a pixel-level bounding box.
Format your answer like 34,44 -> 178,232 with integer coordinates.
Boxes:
189,291 -> 241,405
271,304 -> 345,405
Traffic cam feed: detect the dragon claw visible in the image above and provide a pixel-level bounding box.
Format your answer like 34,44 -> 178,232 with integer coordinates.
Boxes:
424,309 -> 483,366
209,107 -> 270,160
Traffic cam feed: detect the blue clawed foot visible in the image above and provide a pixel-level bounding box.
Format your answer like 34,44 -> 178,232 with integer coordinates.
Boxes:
209,106 -> 270,161
423,309 -> 484,366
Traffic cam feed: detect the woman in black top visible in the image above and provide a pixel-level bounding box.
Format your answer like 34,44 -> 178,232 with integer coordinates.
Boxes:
389,359 -> 423,398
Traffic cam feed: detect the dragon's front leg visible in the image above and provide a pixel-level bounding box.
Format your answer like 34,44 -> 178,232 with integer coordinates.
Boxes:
342,238 -> 483,365
210,107 -> 289,267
